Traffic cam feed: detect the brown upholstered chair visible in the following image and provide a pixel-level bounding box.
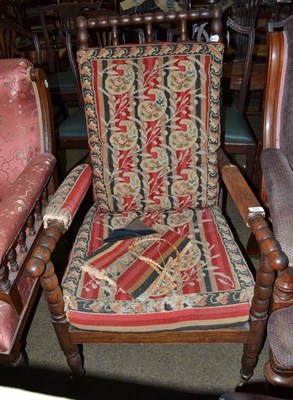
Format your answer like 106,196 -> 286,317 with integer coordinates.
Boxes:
26,7 -> 286,385
259,13 -> 293,388
0,58 -> 56,366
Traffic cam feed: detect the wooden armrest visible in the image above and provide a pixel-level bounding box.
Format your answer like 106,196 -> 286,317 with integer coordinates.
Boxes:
218,148 -> 264,226
218,149 -> 288,275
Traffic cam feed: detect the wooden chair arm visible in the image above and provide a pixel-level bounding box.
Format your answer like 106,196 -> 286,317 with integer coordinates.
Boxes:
0,153 -> 56,263
218,149 -> 288,276
217,148 -> 264,225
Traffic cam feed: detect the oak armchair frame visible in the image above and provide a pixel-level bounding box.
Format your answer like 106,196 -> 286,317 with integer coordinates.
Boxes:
26,7 -> 288,385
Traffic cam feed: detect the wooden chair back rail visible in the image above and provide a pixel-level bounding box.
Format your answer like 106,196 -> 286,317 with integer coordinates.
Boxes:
37,1 -> 102,74
0,187 -> 49,315
259,31 -> 284,203
0,17 -> 41,65
225,16 -> 255,113
77,6 -> 224,47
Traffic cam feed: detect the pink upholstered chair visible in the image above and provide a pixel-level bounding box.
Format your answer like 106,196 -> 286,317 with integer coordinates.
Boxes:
0,58 -> 56,366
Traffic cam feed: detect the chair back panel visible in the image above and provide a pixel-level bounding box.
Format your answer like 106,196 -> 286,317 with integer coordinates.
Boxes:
0,58 -> 47,198
78,42 -> 224,212
263,14 -> 293,170
0,16 -> 41,65
279,19 -> 293,169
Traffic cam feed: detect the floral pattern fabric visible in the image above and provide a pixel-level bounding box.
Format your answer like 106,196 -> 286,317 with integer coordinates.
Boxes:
78,43 -> 224,213
0,59 -> 54,357
0,58 -> 46,200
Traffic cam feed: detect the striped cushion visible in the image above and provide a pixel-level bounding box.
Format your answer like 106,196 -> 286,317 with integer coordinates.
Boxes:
62,206 -> 255,332
84,229 -> 191,301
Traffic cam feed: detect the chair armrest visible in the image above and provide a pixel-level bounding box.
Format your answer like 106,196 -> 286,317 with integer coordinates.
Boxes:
0,153 -> 56,263
217,148 -> 265,225
218,148 -> 288,276
43,164 -> 93,232
261,148 -> 293,266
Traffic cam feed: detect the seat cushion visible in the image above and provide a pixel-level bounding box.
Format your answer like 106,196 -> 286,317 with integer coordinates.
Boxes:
62,206 -> 255,332
223,107 -> 256,143
58,108 -> 87,138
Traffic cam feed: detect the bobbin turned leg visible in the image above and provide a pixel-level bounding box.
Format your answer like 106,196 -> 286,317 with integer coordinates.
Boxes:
26,225 -> 85,376
239,216 -> 288,386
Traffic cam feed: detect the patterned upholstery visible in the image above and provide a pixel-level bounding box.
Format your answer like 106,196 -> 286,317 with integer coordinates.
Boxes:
63,206 -> 254,331
0,59 -> 56,361
0,59 -> 47,199
78,43 -> 223,212
50,42 -> 256,332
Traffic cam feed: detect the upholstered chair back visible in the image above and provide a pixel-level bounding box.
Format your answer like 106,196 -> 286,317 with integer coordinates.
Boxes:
0,58 -> 49,198
264,15 -> 293,170
278,19 -> 293,168
78,42 -> 223,213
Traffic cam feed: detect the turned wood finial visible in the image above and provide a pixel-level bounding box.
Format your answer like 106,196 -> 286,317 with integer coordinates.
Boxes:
77,15 -> 88,50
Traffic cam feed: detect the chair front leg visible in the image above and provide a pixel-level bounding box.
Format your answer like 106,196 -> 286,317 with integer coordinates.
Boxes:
239,215 -> 288,386
27,223 -> 85,376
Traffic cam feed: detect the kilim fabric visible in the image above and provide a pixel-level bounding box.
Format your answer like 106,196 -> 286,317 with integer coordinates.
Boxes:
62,207 -> 255,332
77,43 -> 224,213
84,228 -> 191,301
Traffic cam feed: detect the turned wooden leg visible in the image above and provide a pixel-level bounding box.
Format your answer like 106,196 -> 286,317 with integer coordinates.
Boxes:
26,225 -> 85,377
41,260 -> 85,376
240,216 -> 288,386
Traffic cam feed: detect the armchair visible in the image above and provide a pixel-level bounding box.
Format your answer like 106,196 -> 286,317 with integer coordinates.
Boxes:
259,13 -> 293,388
0,58 -> 56,366
26,7 -> 286,385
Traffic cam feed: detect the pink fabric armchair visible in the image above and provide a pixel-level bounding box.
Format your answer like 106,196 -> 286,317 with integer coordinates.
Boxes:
0,58 -> 56,366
